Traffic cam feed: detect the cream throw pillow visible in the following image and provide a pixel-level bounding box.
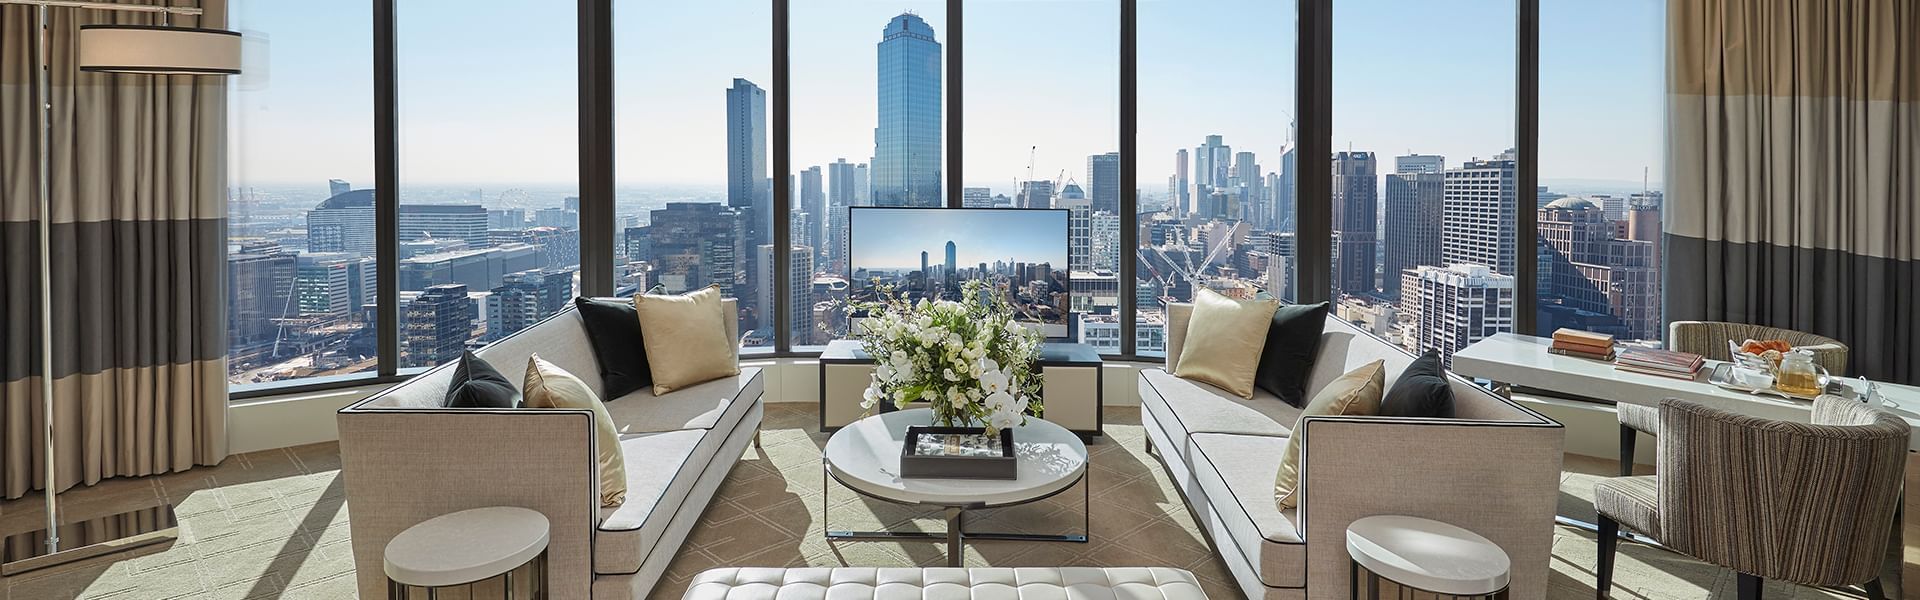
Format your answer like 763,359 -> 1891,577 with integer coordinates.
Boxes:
633,285 -> 739,395
1274,359 -> 1384,509
523,355 -> 627,507
1172,288 -> 1280,399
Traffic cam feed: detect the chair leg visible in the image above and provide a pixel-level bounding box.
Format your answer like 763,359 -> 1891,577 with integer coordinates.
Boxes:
1736,573 -> 1762,600
1618,424 -> 1638,476
1863,578 -> 1886,600
1596,514 -> 1618,599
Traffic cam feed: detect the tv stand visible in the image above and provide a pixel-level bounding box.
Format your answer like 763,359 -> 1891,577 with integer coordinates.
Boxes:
817,340 -> 1103,438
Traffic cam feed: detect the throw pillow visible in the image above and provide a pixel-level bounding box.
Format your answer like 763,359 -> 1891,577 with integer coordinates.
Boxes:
443,351 -> 519,409
574,297 -> 652,398
523,354 -> 628,507
1172,288 -> 1280,399
633,285 -> 740,395
1380,350 -> 1455,418
1253,301 -> 1331,407
1274,359 -> 1385,509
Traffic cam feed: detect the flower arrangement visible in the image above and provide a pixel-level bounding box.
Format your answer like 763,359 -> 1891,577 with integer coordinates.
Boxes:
854,279 -> 1045,434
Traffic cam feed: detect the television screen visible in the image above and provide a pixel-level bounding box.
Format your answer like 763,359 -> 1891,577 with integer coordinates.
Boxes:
849,207 -> 1070,338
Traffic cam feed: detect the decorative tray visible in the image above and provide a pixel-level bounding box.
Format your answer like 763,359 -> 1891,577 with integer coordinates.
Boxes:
901,426 -> 1017,480
1706,363 -> 1851,402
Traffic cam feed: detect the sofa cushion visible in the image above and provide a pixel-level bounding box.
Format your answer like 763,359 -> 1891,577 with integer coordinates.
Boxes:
604,367 -> 763,434
1173,288 -> 1280,399
575,297 -> 652,398
1254,301 -> 1330,407
634,286 -> 740,395
1190,433 -> 1305,588
525,355 -> 628,507
593,429 -> 713,575
1139,368 -> 1295,458
443,351 -> 519,408
1380,350 -> 1454,418
1276,360 -> 1384,509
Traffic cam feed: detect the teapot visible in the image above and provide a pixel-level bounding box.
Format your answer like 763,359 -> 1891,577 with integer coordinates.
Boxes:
1774,349 -> 1829,397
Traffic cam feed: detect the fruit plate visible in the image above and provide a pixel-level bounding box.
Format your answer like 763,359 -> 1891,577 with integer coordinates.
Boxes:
1706,363 -> 1846,402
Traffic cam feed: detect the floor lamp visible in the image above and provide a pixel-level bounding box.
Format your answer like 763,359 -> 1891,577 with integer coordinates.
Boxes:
0,0 -> 238,576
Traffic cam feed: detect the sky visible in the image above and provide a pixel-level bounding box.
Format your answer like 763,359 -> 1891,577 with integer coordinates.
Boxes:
849,208 -> 1068,270
225,0 -> 1664,196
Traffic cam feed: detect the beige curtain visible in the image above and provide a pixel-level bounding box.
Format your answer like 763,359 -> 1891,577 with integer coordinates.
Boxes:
1,1 -> 229,500
1665,0 -> 1920,384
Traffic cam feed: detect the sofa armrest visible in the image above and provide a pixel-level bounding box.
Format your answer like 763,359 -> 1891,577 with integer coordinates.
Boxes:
337,407 -> 600,600
1297,416 -> 1563,598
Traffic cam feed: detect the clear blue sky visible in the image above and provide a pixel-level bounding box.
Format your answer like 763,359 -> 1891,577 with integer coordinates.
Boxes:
849,207 -> 1068,270
226,0 -> 1663,194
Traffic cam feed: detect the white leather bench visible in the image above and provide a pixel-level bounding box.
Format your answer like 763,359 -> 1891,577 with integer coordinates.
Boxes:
684,567 -> 1208,600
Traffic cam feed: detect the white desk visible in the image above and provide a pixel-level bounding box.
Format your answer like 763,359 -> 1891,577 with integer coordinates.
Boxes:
1452,333 -> 1920,451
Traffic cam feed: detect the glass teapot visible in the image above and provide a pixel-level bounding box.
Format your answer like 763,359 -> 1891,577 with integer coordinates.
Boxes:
1774,349 -> 1829,397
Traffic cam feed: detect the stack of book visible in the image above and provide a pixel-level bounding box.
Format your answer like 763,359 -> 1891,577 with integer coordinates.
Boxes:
1615,347 -> 1706,380
1549,329 -> 1616,360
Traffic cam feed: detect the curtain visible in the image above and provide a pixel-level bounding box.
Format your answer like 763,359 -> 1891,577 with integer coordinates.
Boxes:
1666,0 -> 1920,385
1,1 -> 229,501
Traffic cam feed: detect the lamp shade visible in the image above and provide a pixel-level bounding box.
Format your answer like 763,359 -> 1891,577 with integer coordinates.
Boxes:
78,25 -> 241,75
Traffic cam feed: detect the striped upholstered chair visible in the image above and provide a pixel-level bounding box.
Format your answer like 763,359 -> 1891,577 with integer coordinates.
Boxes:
1594,397 -> 1906,600
1615,321 -> 1849,475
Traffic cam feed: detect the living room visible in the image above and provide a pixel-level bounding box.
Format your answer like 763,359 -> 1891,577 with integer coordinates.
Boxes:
2,1 -> 1917,599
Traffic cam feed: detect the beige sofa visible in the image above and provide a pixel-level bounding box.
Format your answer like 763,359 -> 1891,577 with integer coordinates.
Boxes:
1139,303 -> 1564,599
337,299 -> 764,600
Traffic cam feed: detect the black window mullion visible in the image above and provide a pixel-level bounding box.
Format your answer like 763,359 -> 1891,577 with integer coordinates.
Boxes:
945,0 -> 963,208
1294,0 -> 1333,305
579,0 -> 615,297
1516,0 -> 1539,334
1120,0 -> 1137,356
772,0 -> 792,353
374,0 -> 398,377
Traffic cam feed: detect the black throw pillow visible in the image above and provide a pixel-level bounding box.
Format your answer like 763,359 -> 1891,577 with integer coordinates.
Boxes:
1381,350 -> 1455,418
1253,301 -> 1331,407
575,297 -> 651,397
444,351 -> 520,408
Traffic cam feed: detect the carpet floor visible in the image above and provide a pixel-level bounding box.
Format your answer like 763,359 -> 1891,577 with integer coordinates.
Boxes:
0,403 -> 1862,599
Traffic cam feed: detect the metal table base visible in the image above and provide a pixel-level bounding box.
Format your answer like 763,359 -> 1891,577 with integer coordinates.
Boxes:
822,462 -> 1091,567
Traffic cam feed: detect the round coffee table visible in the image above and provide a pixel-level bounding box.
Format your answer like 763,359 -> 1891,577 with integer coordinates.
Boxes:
1346,515 -> 1511,598
822,407 -> 1089,566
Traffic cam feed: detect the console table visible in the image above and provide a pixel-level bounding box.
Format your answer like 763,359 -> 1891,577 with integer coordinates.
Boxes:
818,340 -> 1103,437
1453,332 -> 1920,599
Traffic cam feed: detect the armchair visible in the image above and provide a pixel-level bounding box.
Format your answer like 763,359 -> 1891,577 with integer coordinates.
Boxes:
1594,397 -> 1906,599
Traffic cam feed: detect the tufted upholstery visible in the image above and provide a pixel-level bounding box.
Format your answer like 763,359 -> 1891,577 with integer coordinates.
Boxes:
683,567 -> 1209,600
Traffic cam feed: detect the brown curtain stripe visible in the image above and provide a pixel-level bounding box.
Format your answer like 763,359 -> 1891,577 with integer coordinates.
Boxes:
0,2 -> 229,501
1665,0 -> 1920,385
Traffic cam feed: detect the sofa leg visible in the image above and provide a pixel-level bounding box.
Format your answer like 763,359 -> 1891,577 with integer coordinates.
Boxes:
1596,514 -> 1618,599
1618,424 -> 1638,477
1863,578 -> 1886,600
1144,435 -> 1155,456
1736,572 -> 1762,599
753,430 -> 763,450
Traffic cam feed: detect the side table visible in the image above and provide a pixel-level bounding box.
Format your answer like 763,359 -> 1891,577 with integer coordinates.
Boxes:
384,506 -> 550,599
1345,515 -> 1510,599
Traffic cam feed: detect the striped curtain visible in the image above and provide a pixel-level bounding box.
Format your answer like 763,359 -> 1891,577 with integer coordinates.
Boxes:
1,1 -> 229,500
1665,0 -> 1920,385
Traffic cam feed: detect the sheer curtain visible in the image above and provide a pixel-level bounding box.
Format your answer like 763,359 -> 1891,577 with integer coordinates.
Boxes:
1,0 -> 229,501
1665,0 -> 1920,385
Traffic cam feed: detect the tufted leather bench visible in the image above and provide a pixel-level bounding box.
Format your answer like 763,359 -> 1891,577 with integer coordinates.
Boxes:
684,567 -> 1209,600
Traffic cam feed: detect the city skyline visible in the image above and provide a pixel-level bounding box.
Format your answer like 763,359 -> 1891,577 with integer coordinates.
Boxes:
849,208 -> 1066,270
227,1 -> 1664,191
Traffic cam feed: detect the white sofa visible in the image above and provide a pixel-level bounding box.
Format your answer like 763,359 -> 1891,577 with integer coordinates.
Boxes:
1139,303 -> 1564,599
338,299 -> 764,600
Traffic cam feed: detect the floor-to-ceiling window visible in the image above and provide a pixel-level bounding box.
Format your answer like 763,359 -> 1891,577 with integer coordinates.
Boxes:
224,1 -> 378,389
613,0 -> 773,353
796,1 -> 947,349
1334,0 -> 1516,366
965,0 -> 1121,354
1135,0 -> 1297,356
1537,0 -> 1665,345
394,1 -> 580,369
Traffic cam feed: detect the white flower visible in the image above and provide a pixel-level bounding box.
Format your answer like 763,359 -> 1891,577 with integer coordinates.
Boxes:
984,390 -> 1014,412
861,384 -> 884,409
979,368 -> 1010,395
989,410 -> 1020,431
943,368 -> 961,382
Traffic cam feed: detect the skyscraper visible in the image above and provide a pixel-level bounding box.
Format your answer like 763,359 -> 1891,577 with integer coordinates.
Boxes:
1058,188 -> 1092,273
1537,198 -> 1660,340
853,162 -> 871,205
1400,264 -> 1514,366
1192,136 -> 1231,210
1442,149 -> 1518,277
758,245 -> 814,346
1087,152 -> 1121,215
1173,148 -> 1191,217
827,159 -> 859,272
328,178 -> 351,196
944,240 -> 958,290
874,13 -> 942,207
961,187 -> 993,208
729,79 -> 770,328
1332,151 -> 1378,296
485,268 -> 576,342
404,284 -> 473,367
1277,146 -> 1296,231
1395,153 -> 1445,174
1017,180 -> 1054,209
1382,153 -> 1447,301
801,165 -> 826,265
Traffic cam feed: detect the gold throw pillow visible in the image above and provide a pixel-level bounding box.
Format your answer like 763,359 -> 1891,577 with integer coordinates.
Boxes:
633,285 -> 740,395
523,354 -> 628,507
1172,288 -> 1280,399
1274,359 -> 1384,509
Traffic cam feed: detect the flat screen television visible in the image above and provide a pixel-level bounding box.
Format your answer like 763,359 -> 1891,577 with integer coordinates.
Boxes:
849,207 -> 1070,339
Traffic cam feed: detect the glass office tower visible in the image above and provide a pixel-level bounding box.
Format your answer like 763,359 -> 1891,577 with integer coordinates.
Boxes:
873,13 -> 942,207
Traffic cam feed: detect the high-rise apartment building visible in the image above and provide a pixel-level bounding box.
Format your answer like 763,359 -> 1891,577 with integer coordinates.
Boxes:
1442,149 -> 1518,278
485,268 -> 575,342
1232,151 -> 1261,226
1173,148 -> 1190,217
961,187 -> 993,208
853,162 -> 871,206
1092,212 -> 1121,272
800,165 -> 825,265
1537,198 -> 1661,340
1400,264 -> 1514,366
1382,165 -> 1446,301
1332,151 -> 1378,296
1058,190 -> 1092,274
645,202 -> 739,298
756,245 -> 815,345
873,13 -> 942,207
827,159 -> 859,272
1087,152 -> 1121,215
1277,146 -> 1296,232
404,284 -> 474,367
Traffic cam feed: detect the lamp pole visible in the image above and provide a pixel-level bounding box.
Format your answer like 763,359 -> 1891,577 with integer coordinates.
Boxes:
35,0 -> 60,556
